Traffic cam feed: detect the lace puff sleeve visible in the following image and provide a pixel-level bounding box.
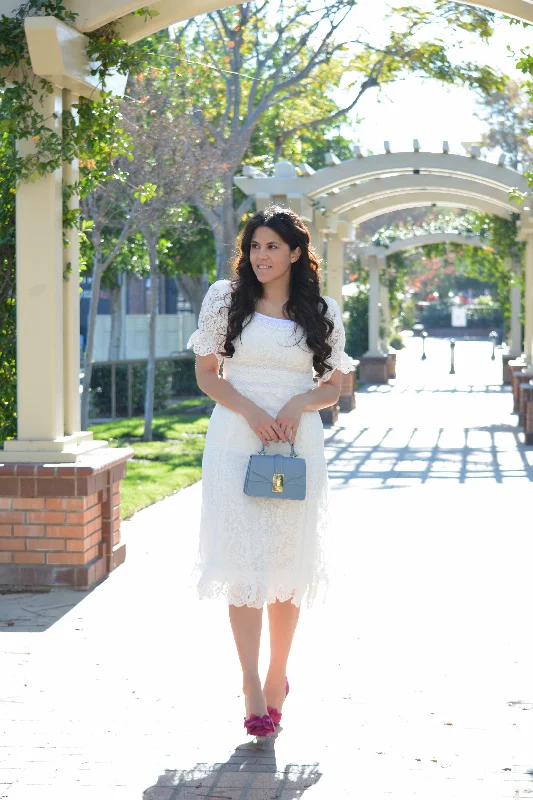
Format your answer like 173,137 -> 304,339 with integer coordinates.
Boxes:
318,296 -> 356,383
187,279 -> 231,365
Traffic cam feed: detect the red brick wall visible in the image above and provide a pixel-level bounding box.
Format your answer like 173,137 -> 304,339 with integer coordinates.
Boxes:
0,452 -> 131,590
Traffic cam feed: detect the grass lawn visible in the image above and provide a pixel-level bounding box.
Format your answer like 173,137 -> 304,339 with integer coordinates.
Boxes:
89,397 -> 214,520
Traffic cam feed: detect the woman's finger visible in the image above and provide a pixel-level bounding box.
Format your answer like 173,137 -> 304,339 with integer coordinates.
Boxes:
265,424 -> 280,443
271,419 -> 285,440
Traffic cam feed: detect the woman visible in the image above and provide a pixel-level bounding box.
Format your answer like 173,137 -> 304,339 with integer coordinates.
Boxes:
187,206 -> 354,739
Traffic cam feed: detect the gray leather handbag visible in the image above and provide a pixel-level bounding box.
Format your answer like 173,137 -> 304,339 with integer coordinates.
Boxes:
244,442 -> 306,501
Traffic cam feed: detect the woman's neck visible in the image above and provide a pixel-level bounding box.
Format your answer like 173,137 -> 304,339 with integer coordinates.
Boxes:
260,275 -> 290,304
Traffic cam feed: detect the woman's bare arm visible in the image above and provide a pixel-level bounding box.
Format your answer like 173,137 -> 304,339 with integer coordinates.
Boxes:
302,371 -> 342,411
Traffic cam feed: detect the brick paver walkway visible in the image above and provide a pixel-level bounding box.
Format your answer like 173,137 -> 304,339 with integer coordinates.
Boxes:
1,338 -> 532,799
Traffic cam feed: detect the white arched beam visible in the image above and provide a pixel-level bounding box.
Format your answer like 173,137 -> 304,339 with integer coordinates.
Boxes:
358,233 -> 487,257
6,0 -> 245,36
355,229 -> 525,369
344,192 -> 513,226
460,0 -> 533,23
235,152 -> 528,199
322,174 -> 520,217
1,0 -> 532,35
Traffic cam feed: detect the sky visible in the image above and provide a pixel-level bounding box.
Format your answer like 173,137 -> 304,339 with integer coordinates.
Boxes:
336,2 -> 533,161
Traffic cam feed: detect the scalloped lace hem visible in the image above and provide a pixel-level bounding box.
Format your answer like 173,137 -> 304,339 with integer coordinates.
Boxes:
321,350 -> 356,382
196,571 -> 328,609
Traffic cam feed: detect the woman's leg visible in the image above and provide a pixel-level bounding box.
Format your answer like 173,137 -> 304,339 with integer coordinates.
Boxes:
228,604 -> 268,718
263,599 -> 301,713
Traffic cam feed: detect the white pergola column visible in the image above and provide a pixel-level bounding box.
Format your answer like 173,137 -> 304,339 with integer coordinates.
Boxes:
326,234 -> 344,311
378,255 -> 389,352
6,87 -> 65,445
524,234 -> 533,365
363,254 -> 384,357
63,89 -> 82,436
508,258 -> 522,359
2,87 -> 102,462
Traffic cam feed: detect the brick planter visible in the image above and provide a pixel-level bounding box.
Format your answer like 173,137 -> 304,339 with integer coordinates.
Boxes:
503,355 -> 526,385
338,362 -> 359,412
525,393 -> 533,445
387,352 -> 397,379
511,369 -> 529,414
359,355 -> 389,384
319,403 -> 339,426
0,448 -> 132,591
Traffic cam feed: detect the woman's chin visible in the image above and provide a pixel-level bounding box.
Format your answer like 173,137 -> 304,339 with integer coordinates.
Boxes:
254,269 -> 275,282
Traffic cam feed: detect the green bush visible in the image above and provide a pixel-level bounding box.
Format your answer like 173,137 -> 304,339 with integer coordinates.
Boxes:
418,301 -> 503,329
90,360 -> 174,419
344,291 -> 369,358
0,321 -> 16,445
466,304 -> 503,328
389,333 -> 405,350
170,358 -> 202,396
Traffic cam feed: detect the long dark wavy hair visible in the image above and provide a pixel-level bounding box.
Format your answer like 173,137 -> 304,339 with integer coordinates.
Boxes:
221,206 -> 334,377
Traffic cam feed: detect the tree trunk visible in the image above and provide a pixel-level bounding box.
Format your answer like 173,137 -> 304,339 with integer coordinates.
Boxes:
216,186 -> 239,280
143,230 -> 159,442
108,283 -> 122,362
175,273 -> 206,322
81,237 -> 104,430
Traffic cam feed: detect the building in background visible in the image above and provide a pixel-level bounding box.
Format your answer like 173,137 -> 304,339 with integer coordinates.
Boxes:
80,274 -> 196,362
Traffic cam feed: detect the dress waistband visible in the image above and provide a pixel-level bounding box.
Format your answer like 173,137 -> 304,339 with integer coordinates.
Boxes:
223,362 -> 313,391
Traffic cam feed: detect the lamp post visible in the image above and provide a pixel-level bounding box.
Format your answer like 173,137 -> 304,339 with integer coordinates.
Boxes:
489,330 -> 498,361
450,339 -> 456,375
421,330 -> 428,360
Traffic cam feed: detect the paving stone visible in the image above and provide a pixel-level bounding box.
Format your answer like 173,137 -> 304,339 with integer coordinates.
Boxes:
1,341 -> 532,799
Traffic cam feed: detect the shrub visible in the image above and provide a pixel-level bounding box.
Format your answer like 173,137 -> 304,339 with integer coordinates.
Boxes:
418,301 -> 503,329
170,358 -> 202,396
90,360 -> 176,419
0,322 -> 16,445
344,290 -> 369,358
389,333 -> 405,350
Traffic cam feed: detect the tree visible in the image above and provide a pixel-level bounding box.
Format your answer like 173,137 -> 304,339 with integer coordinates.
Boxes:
80,182 -> 140,428
121,69 -> 226,441
172,0 -> 501,278
475,79 -> 533,170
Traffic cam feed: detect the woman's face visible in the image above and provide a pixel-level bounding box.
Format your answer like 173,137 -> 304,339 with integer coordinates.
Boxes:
249,225 -> 301,286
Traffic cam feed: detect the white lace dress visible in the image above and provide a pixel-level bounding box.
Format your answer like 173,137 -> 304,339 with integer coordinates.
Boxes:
187,279 -> 355,608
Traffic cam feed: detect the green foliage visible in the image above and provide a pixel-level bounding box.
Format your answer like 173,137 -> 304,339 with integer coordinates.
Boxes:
344,291 -> 369,358
89,359 -> 200,419
368,211 -> 524,337
419,300 -> 503,329
389,333 -> 405,350
0,4 -> 172,439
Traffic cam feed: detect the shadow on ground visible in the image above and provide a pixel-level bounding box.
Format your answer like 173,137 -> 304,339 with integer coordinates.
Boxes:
143,735 -> 321,799
326,423 -> 533,487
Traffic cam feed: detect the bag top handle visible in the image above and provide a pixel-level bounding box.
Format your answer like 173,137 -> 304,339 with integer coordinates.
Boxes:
258,442 -> 298,458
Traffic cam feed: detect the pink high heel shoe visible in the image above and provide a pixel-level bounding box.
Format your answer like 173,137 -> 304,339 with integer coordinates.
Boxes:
267,677 -> 289,726
244,713 -> 275,738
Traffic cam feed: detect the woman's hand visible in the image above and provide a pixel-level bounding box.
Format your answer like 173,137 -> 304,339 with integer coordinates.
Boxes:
276,395 -> 306,444
243,403 -> 285,447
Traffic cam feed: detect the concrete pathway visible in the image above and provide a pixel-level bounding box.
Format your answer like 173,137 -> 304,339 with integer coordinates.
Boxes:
1,339 -> 532,799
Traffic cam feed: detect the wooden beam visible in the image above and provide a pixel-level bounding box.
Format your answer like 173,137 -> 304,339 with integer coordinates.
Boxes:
115,0 -> 247,43
25,17 -> 127,100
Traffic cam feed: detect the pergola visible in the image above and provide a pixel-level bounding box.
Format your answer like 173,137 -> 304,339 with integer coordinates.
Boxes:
0,0 -> 531,590
234,143 -> 532,371
355,233 -> 521,363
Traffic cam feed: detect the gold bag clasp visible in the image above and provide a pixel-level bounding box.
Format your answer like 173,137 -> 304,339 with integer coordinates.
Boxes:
272,473 -> 284,493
